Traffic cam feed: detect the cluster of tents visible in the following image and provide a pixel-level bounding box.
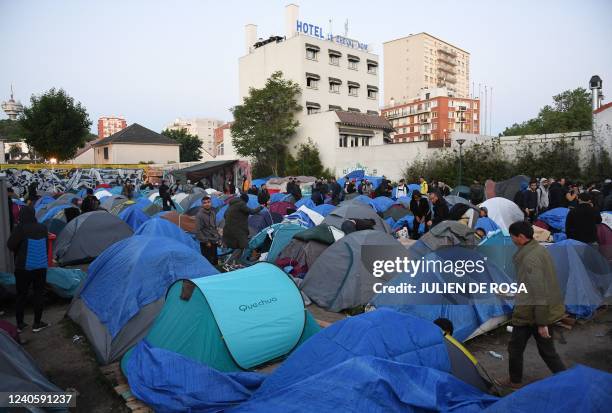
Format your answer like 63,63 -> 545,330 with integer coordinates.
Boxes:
1,172 -> 612,412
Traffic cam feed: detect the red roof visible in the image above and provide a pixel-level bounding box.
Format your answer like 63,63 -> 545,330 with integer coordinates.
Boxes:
594,101 -> 612,114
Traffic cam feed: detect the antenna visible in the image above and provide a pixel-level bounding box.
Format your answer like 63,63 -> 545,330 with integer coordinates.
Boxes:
344,19 -> 348,37
10,84 -> 14,100
490,86 -> 493,136
329,19 -> 332,35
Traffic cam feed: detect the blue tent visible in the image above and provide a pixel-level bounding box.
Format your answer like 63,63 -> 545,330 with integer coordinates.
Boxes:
391,214 -> 425,234
34,195 -> 56,211
252,176 -> 277,188
135,218 -> 199,251
110,186 -> 123,195
119,205 -> 151,231
39,204 -> 73,223
0,267 -> 86,298
369,196 -> 394,213
483,365 -> 612,413
295,197 -> 315,209
475,217 -> 500,234
371,248 -> 513,341
67,235 -> 218,364
537,207 -> 568,231
312,204 -> 335,217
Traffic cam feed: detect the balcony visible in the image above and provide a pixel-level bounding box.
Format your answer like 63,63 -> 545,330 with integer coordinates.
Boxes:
437,56 -> 456,66
419,116 -> 431,123
437,65 -> 456,75
438,74 -> 457,84
438,48 -> 457,58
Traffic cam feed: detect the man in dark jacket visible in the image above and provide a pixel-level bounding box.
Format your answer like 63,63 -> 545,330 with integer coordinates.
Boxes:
409,190 -> 430,239
565,193 -> 602,244
329,178 -> 342,204
469,180 -> 484,205
311,186 -> 324,206
223,194 -> 263,265
548,178 -> 567,209
81,188 -> 100,213
195,196 -> 220,265
426,191 -> 449,230
523,180 -> 538,222
257,184 -> 270,206
505,221 -> 566,388
7,207 -> 50,333
159,180 -> 176,211
287,178 -> 302,201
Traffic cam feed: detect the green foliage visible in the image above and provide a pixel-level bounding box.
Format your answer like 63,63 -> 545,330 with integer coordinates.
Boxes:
0,119 -> 26,141
19,88 -> 91,161
161,128 -> 202,162
85,132 -> 98,141
230,71 -> 302,175
8,144 -> 23,159
582,148 -> 612,183
501,88 -> 592,136
286,139 -> 328,177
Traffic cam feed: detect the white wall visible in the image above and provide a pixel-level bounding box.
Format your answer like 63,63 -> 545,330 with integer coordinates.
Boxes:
94,144 -> 179,164
594,105 -> 612,152
68,147 -> 95,164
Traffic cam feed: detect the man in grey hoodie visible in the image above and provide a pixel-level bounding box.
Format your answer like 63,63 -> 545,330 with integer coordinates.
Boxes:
195,196 -> 220,265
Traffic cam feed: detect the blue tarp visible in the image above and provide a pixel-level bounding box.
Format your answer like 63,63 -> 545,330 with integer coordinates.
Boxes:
252,176 -> 276,188
371,248 -> 513,341
370,196 -> 395,213
475,217 -> 500,234
34,195 -> 56,211
483,365 -> 612,413
295,197 -> 315,209
270,193 -> 292,203
119,205 -> 151,231
537,207 -> 568,231
553,232 -> 567,242
546,239 -> 612,318
135,218 -> 199,251
39,204 -> 72,223
391,214 -> 425,234
110,186 -> 123,195
312,204 -> 335,217
81,235 -> 218,338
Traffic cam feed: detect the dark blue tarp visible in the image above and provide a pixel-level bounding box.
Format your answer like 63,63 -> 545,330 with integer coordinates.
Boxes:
34,195 -> 56,211
483,365 -> 612,413
135,217 -> 199,251
370,196 -> 394,213
391,214 -> 425,233
39,204 -> 72,223
270,193 -> 293,203
295,198 -> 315,209
537,207 -> 568,231
125,339 -> 265,413
475,217 -> 500,234
81,235 -> 218,337
312,204 -> 335,217
119,205 -> 151,231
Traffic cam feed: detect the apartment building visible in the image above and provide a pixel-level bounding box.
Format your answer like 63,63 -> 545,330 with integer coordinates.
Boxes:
381,87 -> 479,142
165,118 -> 223,155
384,32 -> 470,103
98,116 -> 127,139
229,4 -> 392,169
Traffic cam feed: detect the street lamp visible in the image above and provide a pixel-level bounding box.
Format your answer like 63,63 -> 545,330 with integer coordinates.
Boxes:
456,138 -> 466,187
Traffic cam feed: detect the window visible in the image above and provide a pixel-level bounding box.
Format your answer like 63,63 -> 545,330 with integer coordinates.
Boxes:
348,107 -> 361,113
348,54 -> 360,70
306,101 -> 321,115
362,137 -> 370,146
367,59 -> 378,74
103,147 -> 109,160
305,44 -> 320,61
329,105 -> 342,111
348,81 -> 360,97
306,72 -> 320,89
367,85 -> 378,99
329,49 -> 341,65
329,77 -> 341,93
339,135 -> 348,147
367,110 -> 378,115
432,111 -> 438,118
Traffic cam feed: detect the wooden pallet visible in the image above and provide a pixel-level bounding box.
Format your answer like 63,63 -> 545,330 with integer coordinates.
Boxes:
100,362 -> 152,413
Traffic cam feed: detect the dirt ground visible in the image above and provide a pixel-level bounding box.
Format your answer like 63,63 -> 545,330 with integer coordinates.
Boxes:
2,296 -> 611,412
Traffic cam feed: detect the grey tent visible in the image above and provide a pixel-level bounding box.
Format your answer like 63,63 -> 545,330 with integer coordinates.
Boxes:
179,192 -> 205,211
419,221 -> 478,251
54,211 -> 133,265
485,175 -> 529,201
301,230 -> 408,312
101,195 -> 130,215
322,203 -> 391,234
0,329 -> 68,407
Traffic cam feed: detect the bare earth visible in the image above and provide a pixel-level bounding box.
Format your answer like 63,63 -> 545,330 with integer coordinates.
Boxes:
2,297 -> 611,412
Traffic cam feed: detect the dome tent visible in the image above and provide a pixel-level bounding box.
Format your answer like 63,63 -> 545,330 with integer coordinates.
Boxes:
322,202 -> 391,234
135,217 -> 199,252
54,211 -> 134,265
480,197 -> 524,232
301,230 -> 408,312
67,235 -> 218,364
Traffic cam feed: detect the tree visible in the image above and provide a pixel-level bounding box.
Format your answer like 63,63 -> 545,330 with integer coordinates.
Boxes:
286,139 -> 328,177
19,88 -> 91,161
161,128 -> 202,162
501,88 -> 592,136
0,119 -> 26,141
8,144 -> 23,160
231,71 -> 302,176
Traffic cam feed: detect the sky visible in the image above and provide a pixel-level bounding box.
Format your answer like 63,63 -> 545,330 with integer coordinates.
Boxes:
1,0 -> 611,135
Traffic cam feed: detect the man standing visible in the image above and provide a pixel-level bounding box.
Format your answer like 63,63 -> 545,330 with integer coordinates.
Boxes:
159,180 -> 175,211
195,196 -> 220,266
548,178 -> 567,209
223,193 -> 263,266
426,191 -> 449,230
537,178 -> 550,214
523,180 -> 539,222
81,188 -> 100,213
565,193 -> 602,244
7,207 -> 50,333
469,180 -> 484,205
257,184 -> 270,206
409,190 -> 430,239
505,221 -> 566,388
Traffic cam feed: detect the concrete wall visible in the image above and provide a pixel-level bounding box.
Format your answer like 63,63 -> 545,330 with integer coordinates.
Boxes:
94,144 -> 180,164
593,105 -> 612,151
69,147 -> 95,164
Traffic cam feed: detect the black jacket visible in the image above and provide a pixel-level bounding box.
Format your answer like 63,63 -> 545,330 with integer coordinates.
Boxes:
431,199 -> 449,226
257,189 -> 270,205
548,182 -> 567,209
523,189 -> 538,210
222,198 -> 262,249
410,197 -> 430,219
565,203 -> 602,244
7,207 -> 48,270
469,184 -> 484,204
81,195 -> 100,213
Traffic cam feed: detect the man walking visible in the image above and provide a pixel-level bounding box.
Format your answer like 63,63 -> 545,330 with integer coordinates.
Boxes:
7,207 -> 50,333
195,196 -> 220,266
505,221 -> 566,388
159,180 -> 176,211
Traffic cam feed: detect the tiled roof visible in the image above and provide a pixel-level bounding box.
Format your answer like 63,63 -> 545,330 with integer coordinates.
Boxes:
92,123 -> 179,147
335,111 -> 394,132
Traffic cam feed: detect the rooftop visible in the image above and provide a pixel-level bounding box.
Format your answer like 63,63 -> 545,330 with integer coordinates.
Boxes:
335,111 -> 394,132
92,123 -> 179,147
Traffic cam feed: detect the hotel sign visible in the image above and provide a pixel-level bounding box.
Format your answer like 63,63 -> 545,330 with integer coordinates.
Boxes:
296,20 -> 368,51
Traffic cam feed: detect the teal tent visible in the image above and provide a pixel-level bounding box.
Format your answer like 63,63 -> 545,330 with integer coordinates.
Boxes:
122,262 -> 319,374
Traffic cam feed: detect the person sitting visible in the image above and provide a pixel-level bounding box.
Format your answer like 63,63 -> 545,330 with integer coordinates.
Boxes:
396,179 -> 408,199
565,193 -> 602,244
81,188 -> 100,213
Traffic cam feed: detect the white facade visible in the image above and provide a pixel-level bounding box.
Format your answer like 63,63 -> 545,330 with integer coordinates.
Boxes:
165,118 -> 223,156
93,143 -> 179,165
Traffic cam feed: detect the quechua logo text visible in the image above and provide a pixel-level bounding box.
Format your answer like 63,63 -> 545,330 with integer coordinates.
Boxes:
239,297 -> 278,312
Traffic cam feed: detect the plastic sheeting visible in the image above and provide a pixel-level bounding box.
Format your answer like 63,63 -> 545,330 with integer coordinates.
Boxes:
81,235 -> 219,338
135,217 -> 199,252
537,207 -> 568,231
119,204 -> 151,231
483,365 -> 612,413
0,267 -> 86,298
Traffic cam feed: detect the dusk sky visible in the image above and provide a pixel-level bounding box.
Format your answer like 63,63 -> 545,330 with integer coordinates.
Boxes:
1,0 -> 611,135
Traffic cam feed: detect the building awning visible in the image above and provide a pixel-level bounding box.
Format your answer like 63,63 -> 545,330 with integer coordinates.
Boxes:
339,127 -> 375,137
328,49 -> 342,57
329,105 -> 342,111
347,54 -> 360,62
348,108 -> 361,113
366,59 -> 378,66
347,81 -> 360,88
367,85 -> 379,91
305,72 -> 320,80
329,77 -> 342,84
336,111 -> 395,132
305,43 -> 320,51
306,101 -> 321,109
171,160 -> 237,183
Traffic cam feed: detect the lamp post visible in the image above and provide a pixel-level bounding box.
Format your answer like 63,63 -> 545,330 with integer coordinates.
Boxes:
456,138 -> 466,187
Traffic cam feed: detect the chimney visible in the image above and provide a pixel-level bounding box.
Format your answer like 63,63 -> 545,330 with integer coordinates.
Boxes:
589,75 -> 602,111
285,4 -> 299,38
245,24 -> 257,54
